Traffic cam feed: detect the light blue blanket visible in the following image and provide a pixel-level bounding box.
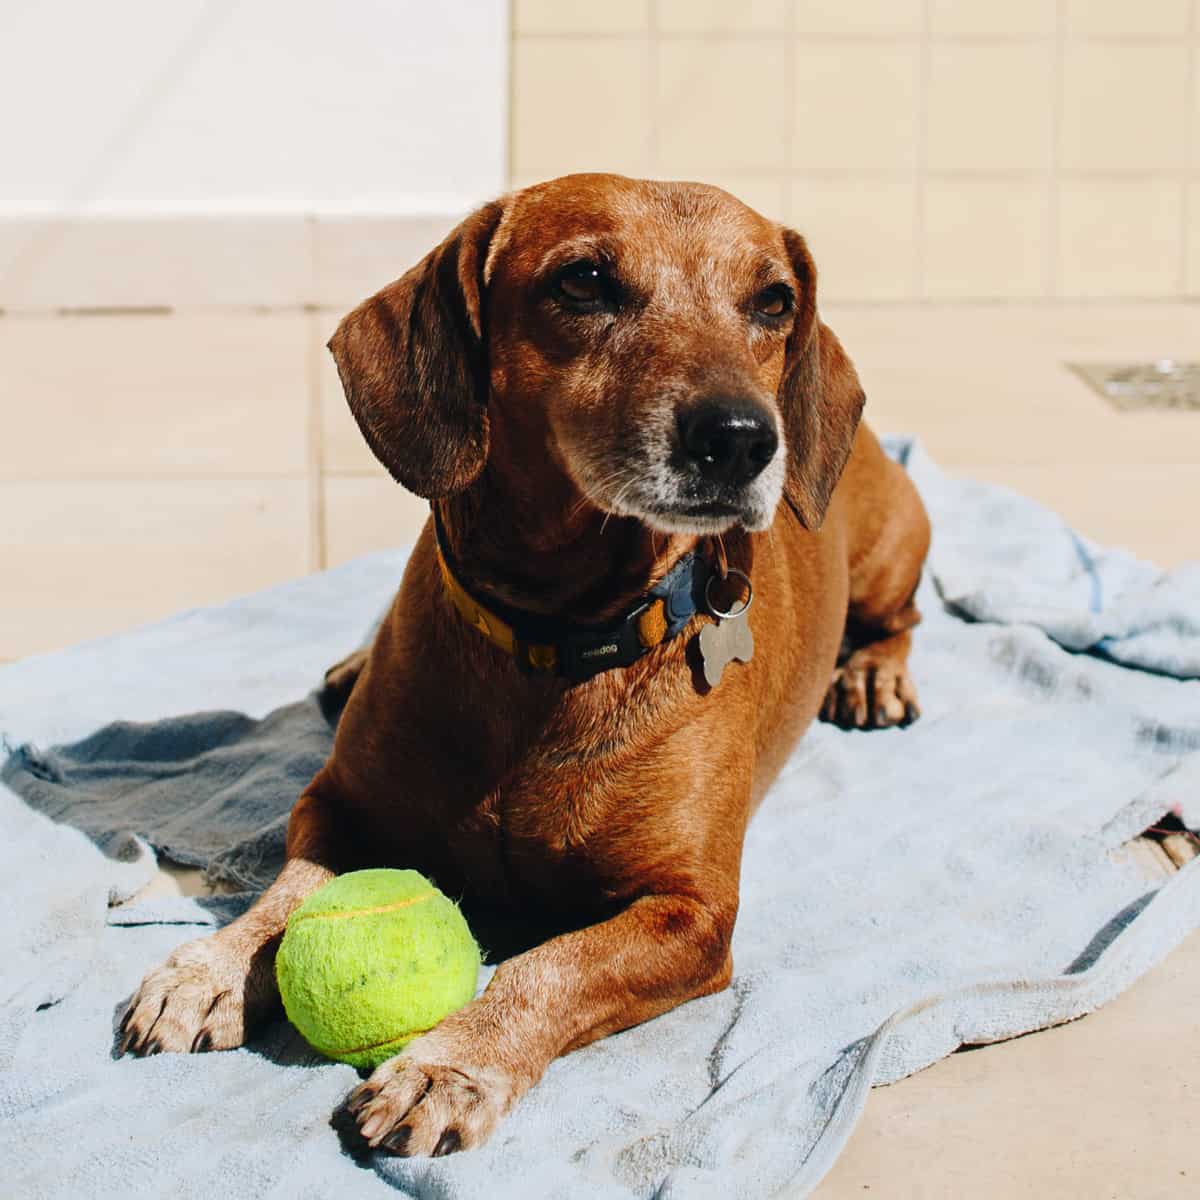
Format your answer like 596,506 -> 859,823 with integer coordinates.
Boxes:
2,439 -> 1198,1199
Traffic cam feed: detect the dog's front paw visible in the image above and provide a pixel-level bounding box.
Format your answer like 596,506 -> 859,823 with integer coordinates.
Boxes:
821,649 -> 920,730
344,1029 -> 523,1157
119,935 -> 274,1056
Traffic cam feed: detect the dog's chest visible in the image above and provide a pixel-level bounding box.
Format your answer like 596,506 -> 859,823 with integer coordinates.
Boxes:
444,690 -> 685,907
432,759 -> 633,909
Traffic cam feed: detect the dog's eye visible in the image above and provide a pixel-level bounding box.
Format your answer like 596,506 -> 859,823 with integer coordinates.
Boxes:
753,284 -> 793,319
556,261 -> 608,306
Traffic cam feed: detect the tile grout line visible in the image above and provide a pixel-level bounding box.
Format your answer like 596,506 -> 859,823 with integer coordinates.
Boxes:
913,0 -> 931,299
647,0 -> 659,175
506,0 -> 517,188
783,0 -> 796,230
1,296 -> 1196,332
1,466 -> 590,485
513,30 -> 1200,45
0,473 -> 325,483
1179,0 -> 1197,295
1047,0 -> 1066,299
501,166 -> 1200,183
305,235 -> 328,573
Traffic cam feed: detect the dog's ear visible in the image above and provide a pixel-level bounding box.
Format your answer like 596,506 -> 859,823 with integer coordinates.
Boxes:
327,200 -> 506,499
776,228 -> 866,530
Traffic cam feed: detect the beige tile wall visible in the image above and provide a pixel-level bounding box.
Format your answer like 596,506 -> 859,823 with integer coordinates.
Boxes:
0,216 -> 457,314
0,217 -> 457,661
0,309 -> 421,660
510,0 -> 1200,301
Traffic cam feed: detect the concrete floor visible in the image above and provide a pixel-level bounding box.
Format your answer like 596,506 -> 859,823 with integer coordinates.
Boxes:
4,301 -> 1198,1195
818,930 -> 1200,1198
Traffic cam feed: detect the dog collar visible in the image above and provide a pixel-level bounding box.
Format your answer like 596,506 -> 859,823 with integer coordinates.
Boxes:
432,509 -> 719,683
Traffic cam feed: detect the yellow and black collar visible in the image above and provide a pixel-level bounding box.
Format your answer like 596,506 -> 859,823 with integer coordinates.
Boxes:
432,510 -> 718,684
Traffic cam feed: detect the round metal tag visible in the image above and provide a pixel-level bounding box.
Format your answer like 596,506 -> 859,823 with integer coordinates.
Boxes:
704,568 -> 753,620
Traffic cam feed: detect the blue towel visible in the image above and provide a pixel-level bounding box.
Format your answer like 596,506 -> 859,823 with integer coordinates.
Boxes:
1,439 -> 1197,1198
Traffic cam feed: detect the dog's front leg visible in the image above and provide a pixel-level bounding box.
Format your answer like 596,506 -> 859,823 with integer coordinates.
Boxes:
120,780 -> 348,1055
345,889 -> 736,1156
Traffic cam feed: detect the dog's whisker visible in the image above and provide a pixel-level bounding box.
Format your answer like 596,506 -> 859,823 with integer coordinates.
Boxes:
590,465 -> 648,532
568,466 -> 632,521
575,463 -> 642,526
600,476 -> 641,534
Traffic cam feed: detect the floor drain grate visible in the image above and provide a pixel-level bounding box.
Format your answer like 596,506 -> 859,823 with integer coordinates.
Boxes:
1068,360 -> 1200,412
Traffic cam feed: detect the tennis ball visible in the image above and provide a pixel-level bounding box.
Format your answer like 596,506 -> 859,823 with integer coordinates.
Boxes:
275,868 -> 480,1069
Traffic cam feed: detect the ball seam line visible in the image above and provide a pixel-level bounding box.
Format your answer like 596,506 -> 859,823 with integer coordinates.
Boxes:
290,890 -> 437,923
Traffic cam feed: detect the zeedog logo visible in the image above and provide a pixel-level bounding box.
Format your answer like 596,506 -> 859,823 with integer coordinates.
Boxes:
580,643 -> 620,661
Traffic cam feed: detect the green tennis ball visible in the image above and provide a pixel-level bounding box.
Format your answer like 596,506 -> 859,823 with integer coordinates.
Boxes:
275,868 -> 480,1069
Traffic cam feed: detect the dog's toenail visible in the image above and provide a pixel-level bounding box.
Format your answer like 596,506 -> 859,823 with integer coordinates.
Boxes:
433,1129 -> 462,1157
190,1031 -> 211,1053
347,1087 -> 375,1114
381,1125 -> 412,1155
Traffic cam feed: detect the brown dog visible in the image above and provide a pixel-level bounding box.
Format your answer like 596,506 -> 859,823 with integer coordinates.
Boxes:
120,173 -> 929,1157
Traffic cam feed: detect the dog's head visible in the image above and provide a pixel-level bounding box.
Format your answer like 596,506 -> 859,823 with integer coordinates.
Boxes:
329,174 -> 864,534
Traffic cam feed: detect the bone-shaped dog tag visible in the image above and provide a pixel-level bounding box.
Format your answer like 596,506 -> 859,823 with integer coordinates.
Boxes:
698,617 -> 754,688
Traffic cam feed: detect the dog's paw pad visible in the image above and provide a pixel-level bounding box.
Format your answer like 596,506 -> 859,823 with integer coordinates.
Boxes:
348,1038 -> 515,1157
118,939 -> 257,1057
821,655 -> 919,731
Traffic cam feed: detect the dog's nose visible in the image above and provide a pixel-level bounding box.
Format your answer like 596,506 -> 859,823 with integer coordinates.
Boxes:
679,401 -> 779,486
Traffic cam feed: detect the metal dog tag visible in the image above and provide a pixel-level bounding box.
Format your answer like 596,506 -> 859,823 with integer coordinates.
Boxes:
698,617 -> 754,688
698,565 -> 755,688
